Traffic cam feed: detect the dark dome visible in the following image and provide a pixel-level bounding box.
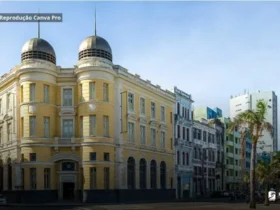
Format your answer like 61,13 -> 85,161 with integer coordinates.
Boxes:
21,38 -> 56,64
79,36 -> 112,62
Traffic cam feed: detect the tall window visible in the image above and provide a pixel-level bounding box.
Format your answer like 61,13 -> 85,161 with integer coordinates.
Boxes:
160,106 -> 165,122
43,117 -> 50,138
21,118 -> 24,137
80,116 -> 83,137
7,159 -> 12,190
104,167 -> 110,189
7,123 -> 11,141
150,160 -> 157,189
79,84 -> 83,102
127,157 -> 135,189
140,98 -> 145,115
160,161 -> 166,189
20,86 -> 24,103
186,153 -> 189,165
62,119 -> 73,138
63,88 -> 73,106
30,84 -> 36,102
177,151 -> 180,164
89,115 -> 96,136
139,159 -> 146,189
89,82 -> 95,100
103,83 -> 109,102
183,152 -> 185,165
160,131 -> 166,149
90,167 -> 97,189
183,127 -> 186,140
29,116 -> 36,137
103,116 -> 109,137
151,102 -> 156,119
30,168 -> 36,190
177,102 -> 180,115
43,85 -> 49,103
128,122 -> 135,141
140,125 -> 146,145
21,168 -> 24,190
128,93 -> 134,111
150,128 -> 156,147
177,125 -> 181,138
44,168 -> 50,189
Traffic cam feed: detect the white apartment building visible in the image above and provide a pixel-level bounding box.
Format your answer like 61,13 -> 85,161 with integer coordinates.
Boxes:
192,119 -> 217,196
230,91 -> 278,153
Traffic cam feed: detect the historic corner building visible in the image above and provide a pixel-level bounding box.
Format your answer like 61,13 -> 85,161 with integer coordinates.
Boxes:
0,32 -> 176,203
172,87 -> 194,199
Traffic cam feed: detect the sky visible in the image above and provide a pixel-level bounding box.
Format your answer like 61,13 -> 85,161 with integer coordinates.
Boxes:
0,1 -> 280,148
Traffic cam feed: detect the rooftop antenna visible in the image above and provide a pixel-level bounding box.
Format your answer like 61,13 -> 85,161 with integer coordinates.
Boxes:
38,9 -> 40,39
94,7 -> 97,36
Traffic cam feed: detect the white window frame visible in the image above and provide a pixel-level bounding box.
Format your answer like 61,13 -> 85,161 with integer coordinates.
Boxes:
61,116 -> 75,138
128,122 -> 135,141
89,82 -> 96,100
43,85 -> 49,103
103,83 -> 109,102
151,102 -> 156,119
140,97 -> 146,115
128,92 -> 135,112
43,117 -> 50,138
150,128 -> 156,147
160,105 -> 165,122
160,131 -> 166,149
103,115 -> 109,137
140,125 -> 146,145
30,84 -> 36,102
89,115 -> 96,136
61,87 -> 74,107
29,116 -> 36,137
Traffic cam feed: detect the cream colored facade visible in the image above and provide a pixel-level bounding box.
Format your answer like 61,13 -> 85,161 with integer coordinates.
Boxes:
0,36 -> 175,200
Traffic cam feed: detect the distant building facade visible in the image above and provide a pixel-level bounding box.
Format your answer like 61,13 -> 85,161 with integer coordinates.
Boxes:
192,119 -> 217,196
230,91 -> 278,154
173,87 -> 194,199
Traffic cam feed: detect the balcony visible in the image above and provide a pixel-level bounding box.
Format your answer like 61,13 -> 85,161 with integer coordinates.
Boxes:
176,165 -> 193,173
227,152 -> 234,158
226,164 -> 234,170
226,140 -> 234,146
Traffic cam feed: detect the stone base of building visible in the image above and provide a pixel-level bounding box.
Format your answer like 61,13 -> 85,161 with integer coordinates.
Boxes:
2,189 -> 176,204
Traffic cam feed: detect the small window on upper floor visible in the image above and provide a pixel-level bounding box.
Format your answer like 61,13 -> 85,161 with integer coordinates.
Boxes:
140,98 -> 145,115
151,102 -> 156,119
90,152 -> 96,161
30,83 -> 36,102
128,93 -> 134,111
104,153 -> 110,161
30,153 -> 36,161
160,106 -> 165,122
44,85 -> 49,103
103,83 -> 109,102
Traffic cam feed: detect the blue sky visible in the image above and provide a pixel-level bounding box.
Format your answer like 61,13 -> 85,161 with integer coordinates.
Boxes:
0,2 -> 280,128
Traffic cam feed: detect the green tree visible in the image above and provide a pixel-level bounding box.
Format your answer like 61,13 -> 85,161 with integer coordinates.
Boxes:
231,100 -> 273,209
255,160 -> 273,206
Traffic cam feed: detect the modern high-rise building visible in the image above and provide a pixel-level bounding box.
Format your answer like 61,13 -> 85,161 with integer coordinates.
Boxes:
230,91 -> 278,154
0,29 -> 176,202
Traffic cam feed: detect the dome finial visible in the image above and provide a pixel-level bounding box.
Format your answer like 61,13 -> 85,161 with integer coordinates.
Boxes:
94,7 -> 97,36
38,9 -> 40,39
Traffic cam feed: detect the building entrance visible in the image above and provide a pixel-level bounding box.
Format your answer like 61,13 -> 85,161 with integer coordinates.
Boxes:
63,182 -> 75,200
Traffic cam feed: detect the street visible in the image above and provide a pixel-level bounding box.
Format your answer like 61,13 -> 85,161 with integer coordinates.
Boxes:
0,203 -> 279,210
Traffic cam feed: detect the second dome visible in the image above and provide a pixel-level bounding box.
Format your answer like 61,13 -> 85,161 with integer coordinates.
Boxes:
78,35 -> 112,62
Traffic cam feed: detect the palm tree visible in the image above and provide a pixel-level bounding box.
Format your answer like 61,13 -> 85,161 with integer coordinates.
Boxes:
228,118 -> 249,191
231,100 -> 273,209
255,160 -> 273,206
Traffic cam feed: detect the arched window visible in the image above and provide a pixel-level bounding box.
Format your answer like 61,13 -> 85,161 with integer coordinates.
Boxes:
127,157 -> 135,189
7,158 -> 12,190
150,160 -> 157,189
182,152 -> 185,165
139,158 -> 146,189
177,151 -> 180,165
0,160 -> 3,191
186,153 -> 189,165
160,161 -> 166,189
177,102 -> 180,115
